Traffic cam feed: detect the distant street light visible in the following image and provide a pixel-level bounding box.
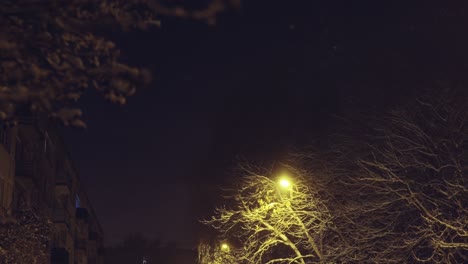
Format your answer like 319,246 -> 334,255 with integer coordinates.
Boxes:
221,243 -> 230,252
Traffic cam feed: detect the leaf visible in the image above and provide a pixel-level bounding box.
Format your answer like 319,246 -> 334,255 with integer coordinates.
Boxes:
71,119 -> 87,128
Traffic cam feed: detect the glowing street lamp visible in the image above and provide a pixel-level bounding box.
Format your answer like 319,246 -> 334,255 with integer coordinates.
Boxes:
279,178 -> 291,189
278,174 -> 293,204
221,242 -> 230,252
278,171 -> 292,190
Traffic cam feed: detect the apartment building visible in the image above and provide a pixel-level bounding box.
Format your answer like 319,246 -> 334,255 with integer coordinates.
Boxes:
0,114 -> 103,264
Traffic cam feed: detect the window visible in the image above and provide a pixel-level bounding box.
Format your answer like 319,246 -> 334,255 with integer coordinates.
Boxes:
15,136 -> 23,161
75,194 -> 81,208
0,178 -> 4,208
43,132 -> 48,153
0,123 -> 8,150
0,178 -> 9,212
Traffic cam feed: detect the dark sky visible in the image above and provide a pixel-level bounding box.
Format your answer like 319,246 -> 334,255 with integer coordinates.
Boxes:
63,1 -> 468,248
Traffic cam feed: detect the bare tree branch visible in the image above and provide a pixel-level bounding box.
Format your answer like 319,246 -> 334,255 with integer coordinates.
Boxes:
201,165 -> 334,264
324,89 -> 468,263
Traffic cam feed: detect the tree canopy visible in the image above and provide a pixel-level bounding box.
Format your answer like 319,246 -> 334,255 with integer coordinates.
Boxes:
0,0 -> 238,126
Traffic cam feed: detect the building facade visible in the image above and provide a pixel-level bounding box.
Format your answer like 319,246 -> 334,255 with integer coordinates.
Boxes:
0,114 -> 104,264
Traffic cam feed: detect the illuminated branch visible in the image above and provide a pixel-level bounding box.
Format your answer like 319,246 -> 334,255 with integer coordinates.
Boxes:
197,240 -> 238,264
202,168 -> 333,264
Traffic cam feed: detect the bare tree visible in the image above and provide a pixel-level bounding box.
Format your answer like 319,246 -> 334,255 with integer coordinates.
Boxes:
0,0 -> 238,125
202,89 -> 468,263
326,89 -> 468,263
202,166 -> 333,264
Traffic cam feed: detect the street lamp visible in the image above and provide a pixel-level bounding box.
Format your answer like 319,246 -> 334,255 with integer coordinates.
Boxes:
221,242 -> 230,252
277,173 -> 293,205
279,178 -> 291,189
278,172 -> 292,190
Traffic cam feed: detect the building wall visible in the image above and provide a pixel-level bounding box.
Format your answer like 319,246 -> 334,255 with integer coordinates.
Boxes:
0,115 -> 104,263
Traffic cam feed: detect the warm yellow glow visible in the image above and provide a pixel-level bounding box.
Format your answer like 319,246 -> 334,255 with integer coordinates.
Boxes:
279,178 -> 291,188
221,243 -> 230,251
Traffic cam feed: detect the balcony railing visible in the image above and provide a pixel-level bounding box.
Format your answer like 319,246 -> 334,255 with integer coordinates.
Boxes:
51,247 -> 70,264
17,115 -> 37,125
53,208 -> 71,229
55,172 -> 73,191
75,239 -> 87,251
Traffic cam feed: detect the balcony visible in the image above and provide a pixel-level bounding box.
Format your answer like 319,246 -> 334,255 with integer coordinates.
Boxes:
0,125 -> 10,153
75,238 -> 87,251
76,208 -> 89,221
53,207 -> 71,229
55,171 -> 73,193
88,231 -> 100,241
17,115 -> 36,125
15,159 -> 35,178
51,247 -> 70,264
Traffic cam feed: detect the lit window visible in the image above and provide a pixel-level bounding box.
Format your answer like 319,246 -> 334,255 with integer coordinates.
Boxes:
75,195 -> 81,208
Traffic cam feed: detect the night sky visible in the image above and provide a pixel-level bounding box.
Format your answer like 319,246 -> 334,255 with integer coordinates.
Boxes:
63,1 -> 468,248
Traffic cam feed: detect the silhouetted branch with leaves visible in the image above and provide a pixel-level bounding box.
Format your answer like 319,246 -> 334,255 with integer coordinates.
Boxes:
0,0 -> 238,126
